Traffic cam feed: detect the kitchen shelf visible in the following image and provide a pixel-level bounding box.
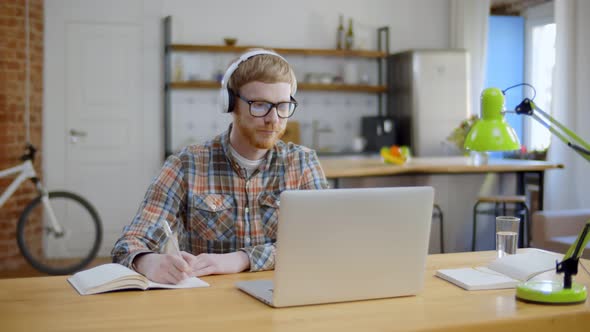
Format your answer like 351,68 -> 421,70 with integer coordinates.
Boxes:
168,81 -> 387,93
168,44 -> 387,59
163,16 -> 390,157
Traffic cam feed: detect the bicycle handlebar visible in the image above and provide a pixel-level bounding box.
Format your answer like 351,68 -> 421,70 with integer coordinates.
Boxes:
20,143 -> 37,162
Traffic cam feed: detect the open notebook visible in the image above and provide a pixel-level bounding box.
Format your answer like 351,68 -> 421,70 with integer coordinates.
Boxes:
68,263 -> 209,295
436,250 -> 561,291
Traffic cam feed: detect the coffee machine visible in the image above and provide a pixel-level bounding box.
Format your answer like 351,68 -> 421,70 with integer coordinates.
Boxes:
361,116 -> 397,152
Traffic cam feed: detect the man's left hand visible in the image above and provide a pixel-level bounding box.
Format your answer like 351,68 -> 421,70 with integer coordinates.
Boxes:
181,251 -> 250,277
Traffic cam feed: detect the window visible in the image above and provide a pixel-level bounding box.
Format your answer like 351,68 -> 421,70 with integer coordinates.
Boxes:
524,3 -> 555,152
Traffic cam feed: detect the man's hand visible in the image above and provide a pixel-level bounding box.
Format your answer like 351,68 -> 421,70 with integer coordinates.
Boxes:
133,253 -> 191,284
181,251 -> 250,277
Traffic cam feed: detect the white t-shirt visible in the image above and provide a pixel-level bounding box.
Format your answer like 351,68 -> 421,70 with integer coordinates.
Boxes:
228,144 -> 265,177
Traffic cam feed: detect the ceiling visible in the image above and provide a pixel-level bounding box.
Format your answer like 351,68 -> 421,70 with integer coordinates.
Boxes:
491,0 -> 552,15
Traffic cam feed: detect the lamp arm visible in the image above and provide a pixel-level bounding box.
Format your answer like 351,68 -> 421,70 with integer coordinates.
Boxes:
532,103 -> 590,154
556,220 -> 590,289
530,113 -> 590,163
516,99 -> 590,162
564,220 -> 590,260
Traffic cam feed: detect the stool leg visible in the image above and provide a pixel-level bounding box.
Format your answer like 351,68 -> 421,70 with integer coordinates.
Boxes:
524,203 -> 530,247
472,201 -> 481,251
432,204 -> 444,254
494,202 -> 500,247
439,208 -> 444,253
518,203 -> 525,248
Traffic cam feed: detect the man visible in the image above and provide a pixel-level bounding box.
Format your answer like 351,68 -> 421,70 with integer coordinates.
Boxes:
112,49 -> 329,284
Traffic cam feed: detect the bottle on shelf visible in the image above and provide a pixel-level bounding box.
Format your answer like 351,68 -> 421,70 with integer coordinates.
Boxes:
336,15 -> 345,49
173,56 -> 184,82
345,18 -> 354,50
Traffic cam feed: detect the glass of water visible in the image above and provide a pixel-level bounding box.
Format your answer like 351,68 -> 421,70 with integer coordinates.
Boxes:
496,216 -> 520,258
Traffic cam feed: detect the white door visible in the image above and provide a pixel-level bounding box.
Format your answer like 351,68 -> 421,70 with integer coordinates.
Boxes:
45,0 -> 153,256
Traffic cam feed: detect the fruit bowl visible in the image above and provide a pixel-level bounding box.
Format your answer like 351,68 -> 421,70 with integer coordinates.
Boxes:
380,145 -> 411,165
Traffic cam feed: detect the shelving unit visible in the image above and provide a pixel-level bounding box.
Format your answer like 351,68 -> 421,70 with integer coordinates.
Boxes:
168,44 -> 388,58
168,81 -> 387,93
163,16 -> 390,156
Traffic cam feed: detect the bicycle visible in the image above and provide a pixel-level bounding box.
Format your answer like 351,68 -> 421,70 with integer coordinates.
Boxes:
0,144 -> 103,275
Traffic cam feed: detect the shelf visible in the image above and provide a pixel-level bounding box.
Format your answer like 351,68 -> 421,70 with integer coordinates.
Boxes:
297,83 -> 387,93
168,81 -> 220,89
168,44 -> 388,59
168,81 -> 387,93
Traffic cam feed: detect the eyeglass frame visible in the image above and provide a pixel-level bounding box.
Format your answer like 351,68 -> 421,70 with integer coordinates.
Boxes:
235,93 -> 298,119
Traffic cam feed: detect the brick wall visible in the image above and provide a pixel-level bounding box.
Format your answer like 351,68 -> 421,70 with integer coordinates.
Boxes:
0,0 -> 43,271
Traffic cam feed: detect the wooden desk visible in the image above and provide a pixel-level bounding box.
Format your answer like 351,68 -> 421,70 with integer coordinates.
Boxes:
1,250 -> 588,331
319,156 -> 563,210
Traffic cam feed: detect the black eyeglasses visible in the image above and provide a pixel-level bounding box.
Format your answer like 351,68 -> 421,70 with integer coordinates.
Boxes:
236,94 -> 298,119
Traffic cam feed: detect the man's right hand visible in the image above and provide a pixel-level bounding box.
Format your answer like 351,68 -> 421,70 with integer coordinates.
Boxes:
133,252 -> 191,284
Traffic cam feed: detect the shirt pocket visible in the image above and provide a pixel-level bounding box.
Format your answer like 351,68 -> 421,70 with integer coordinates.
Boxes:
258,192 -> 280,239
192,194 -> 236,241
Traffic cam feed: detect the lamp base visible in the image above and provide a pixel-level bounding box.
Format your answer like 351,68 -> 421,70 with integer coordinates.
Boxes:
516,280 -> 587,304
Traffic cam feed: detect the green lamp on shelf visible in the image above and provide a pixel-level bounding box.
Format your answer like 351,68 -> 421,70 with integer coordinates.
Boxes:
464,86 -> 590,304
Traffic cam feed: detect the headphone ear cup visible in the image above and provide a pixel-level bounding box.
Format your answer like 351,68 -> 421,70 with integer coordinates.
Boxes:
227,88 -> 235,113
218,87 -> 229,113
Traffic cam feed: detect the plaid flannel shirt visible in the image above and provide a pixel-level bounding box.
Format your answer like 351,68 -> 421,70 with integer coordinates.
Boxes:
111,126 -> 329,271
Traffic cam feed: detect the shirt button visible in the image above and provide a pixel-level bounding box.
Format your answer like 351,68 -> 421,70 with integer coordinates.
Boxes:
245,237 -> 251,244
211,204 -> 217,210
245,207 -> 249,213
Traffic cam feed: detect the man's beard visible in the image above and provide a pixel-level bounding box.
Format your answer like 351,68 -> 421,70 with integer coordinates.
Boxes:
235,116 -> 286,150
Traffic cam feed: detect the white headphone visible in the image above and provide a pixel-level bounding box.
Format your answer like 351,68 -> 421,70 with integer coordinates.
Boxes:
218,49 -> 297,113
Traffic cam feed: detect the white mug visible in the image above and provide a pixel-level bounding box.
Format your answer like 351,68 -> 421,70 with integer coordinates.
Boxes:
343,63 -> 358,85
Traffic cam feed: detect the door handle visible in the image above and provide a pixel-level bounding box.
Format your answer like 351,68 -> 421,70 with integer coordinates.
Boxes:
69,129 -> 87,144
69,129 -> 87,137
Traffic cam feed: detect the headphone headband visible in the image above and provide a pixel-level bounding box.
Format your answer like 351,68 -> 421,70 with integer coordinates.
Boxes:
218,49 -> 296,113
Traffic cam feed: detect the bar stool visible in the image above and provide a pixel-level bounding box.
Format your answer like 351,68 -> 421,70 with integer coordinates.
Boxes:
432,204 -> 444,253
471,195 -> 530,251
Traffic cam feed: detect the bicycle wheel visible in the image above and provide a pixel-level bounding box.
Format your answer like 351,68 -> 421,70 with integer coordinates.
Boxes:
17,191 -> 102,275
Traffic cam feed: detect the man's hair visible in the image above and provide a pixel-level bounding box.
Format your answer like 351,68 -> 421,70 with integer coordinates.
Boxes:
227,49 -> 296,95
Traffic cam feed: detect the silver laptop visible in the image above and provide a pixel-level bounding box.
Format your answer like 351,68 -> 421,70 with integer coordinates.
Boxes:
236,186 -> 434,307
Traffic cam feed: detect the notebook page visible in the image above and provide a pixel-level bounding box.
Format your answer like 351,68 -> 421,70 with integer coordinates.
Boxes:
487,251 -> 561,281
147,277 -> 210,289
436,267 -> 518,290
68,263 -> 145,292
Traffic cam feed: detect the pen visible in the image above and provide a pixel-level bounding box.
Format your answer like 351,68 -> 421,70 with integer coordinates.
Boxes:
161,220 -> 182,257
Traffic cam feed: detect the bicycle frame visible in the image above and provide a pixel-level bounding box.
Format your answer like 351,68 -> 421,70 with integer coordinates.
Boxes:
0,160 -> 63,234
0,160 -> 37,208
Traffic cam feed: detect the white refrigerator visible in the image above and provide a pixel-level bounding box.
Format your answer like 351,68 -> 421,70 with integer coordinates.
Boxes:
387,50 -> 471,157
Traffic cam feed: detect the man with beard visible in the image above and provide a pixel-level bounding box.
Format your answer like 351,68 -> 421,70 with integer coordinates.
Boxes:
112,49 -> 329,284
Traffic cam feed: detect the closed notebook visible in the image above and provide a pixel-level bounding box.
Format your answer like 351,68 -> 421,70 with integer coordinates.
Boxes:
435,250 -> 561,291
67,263 -> 209,295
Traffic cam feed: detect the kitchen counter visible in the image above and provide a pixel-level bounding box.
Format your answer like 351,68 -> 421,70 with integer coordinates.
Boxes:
318,156 -> 564,214
318,156 -> 564,178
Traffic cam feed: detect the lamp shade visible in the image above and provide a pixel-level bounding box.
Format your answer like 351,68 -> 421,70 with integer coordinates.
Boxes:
464,88 -> 521,152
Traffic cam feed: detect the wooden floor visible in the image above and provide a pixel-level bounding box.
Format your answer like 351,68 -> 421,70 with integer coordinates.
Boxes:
0,256 -> 112,279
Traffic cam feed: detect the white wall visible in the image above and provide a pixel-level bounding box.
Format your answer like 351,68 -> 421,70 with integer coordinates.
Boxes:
158,0 -> 451,152
166,0 -> 449,51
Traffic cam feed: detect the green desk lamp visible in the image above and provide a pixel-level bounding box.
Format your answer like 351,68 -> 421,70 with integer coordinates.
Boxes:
464,86 -> 590,304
